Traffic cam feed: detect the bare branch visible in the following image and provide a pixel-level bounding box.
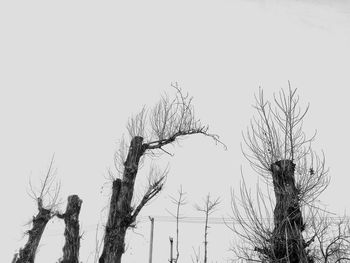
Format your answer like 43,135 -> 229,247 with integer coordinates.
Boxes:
308,212 -> 350,262
27,155 -> 61,211
242,85 -> 318,185
113,135 -> 129,177
131,166 -> 168,223
146,83 -> 226,151
127,106 -> 147,139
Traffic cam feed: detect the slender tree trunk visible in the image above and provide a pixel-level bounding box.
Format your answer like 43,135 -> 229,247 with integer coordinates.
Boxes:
175,207 -> 179,263
270,159 -> 310,263
59,195 -> 82,263
15,203 -> 51,263
99,136 -> 146,263
204,209 -> 208,263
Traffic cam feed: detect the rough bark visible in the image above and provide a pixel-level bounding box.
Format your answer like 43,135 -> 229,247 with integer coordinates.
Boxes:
15,202 -> 52,263
268,159 -> 310,263
99,136 -> 146,263
58,195 -> 83,263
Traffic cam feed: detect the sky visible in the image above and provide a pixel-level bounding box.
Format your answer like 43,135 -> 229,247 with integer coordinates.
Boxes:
1,0 -> 350,262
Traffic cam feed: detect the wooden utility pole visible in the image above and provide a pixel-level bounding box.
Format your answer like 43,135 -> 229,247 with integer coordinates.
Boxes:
148,217 -> 154,263
169,237 -> 174,263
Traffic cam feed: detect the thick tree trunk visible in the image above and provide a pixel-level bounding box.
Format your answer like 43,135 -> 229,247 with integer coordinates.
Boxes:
269,159 -> 310,263
15,202 -> 51,263
99,136 -> 146,263
59,195 -> 83,263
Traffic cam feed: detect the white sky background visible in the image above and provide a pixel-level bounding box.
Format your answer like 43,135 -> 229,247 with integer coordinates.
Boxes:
1,0 -> 350,262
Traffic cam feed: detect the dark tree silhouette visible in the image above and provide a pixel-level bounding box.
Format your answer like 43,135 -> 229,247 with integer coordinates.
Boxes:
99,84 -> 224,263
57,195 -> 83,263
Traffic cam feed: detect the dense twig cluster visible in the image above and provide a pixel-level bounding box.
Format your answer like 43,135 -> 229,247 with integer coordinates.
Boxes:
307,212 -> 350,262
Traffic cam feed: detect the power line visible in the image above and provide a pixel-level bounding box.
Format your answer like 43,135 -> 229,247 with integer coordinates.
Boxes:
138,215 -> 350,224
43,215 -> 350,237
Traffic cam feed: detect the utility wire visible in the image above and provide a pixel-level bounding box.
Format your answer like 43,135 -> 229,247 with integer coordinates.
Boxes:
42,215 -> 350,237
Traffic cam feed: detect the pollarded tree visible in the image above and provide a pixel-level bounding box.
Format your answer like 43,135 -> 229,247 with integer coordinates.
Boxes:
99,83 -> 225,263
12,157 -> 84,263
57,194 -> 83,263
229,84 -> 329,262
14,157 -> 61,263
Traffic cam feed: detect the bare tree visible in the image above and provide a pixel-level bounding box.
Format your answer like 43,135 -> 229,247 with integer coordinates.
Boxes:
15,156 -> 61,263
57,194 -> 83,263
229,85 -> 329,262
195,193 -> 220,263
99,84 -> 225,263
167,185 -> 187,263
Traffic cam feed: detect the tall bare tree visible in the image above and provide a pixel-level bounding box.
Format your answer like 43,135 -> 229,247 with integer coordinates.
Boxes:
229,85 -> 329,262
167,185 -> 187,263
195,193 -> 220,263
99,84 -> 224,263
14,156 -> 61,263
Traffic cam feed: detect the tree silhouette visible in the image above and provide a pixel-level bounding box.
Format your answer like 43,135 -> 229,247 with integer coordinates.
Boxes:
99,84 -> 224,263
229,85 -> 329,262
14,156 -> 60,263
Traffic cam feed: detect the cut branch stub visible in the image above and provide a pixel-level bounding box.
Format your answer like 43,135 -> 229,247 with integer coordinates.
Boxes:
59,195 -> 83,263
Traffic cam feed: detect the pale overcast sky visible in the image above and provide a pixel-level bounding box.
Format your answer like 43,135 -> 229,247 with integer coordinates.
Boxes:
1,0 -> 350,262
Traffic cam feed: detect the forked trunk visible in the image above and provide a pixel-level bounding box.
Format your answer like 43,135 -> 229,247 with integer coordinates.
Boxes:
99,136 -> 146,263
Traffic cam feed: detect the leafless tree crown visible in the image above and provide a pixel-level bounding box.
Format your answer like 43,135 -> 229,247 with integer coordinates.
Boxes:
27,155 -> 61,212
114,82 -> 226,172
229,85 -> 332,262
242,85 -> 329,203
